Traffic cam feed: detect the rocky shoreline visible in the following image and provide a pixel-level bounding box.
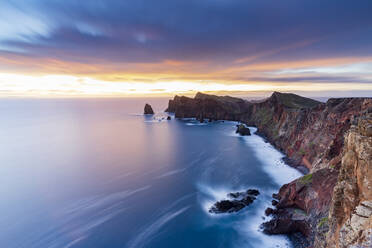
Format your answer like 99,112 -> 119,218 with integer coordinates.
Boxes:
165,92 -> 372,248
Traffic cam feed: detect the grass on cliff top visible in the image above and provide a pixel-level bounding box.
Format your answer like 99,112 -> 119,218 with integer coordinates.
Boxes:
299,173 -> 313,184
273,92 -> 320,109
194,92 -> 246,104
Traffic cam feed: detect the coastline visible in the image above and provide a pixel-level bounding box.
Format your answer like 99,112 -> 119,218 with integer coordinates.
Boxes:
197,122 -> 304,247
164,92 -> 372,248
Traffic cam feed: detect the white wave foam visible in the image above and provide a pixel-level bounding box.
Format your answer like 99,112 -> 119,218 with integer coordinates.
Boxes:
229,126 -> 300,247
196,124 -> 301,247
185,122 -> 208,126
35,185 -> 152,247
236,200 -> 292,248
102,171 -> 135,185
144,119 -> 167,123
126,206 -> 190,248
156,168 -> 186,179
231,127 -> 303,185
64,236 -> 87,248
197,183 -> 252,216
61,185 -> 150,215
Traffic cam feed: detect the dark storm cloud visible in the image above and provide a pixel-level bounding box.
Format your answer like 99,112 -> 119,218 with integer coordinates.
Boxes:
1,0 -> 372,65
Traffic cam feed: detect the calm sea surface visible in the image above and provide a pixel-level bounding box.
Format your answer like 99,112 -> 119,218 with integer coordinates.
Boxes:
0,98 -> 302,248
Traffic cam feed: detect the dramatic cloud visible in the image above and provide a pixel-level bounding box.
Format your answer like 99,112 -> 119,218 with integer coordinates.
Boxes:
0,0 -> 371,95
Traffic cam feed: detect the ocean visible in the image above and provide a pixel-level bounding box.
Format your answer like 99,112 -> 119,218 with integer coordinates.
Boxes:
0,98 -> 302,248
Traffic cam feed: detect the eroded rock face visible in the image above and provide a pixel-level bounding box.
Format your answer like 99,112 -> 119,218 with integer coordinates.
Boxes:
250,96 -> 372,173
144,103 -> 154,114
262,167 -> 339,244
209,189 -> 259,214
325,114 -> 372,248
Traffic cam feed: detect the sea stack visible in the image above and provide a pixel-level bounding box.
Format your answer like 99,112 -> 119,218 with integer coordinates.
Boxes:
144,103 -> 154,114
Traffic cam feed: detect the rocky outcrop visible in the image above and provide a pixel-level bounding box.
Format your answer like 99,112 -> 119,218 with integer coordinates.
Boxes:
236,124 -> 251,136
166,92 -> 372,247
144,103 -> 154,114
325,114 -> 372,248
165,92 -> 252,121
262,167 -> 339,245
209,189 -> 260,214
263,113 -> 372,248
240,94 -> 372,173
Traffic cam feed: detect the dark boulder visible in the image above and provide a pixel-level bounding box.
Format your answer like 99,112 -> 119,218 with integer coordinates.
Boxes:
144,104 -> 154,115
209,189 -> 259,214
265,207 -> 275,216
272,193 -> 280,200
228,192 -> 245,198
236,124 -> 251,136
247,189 -> 260,196
261,208 -> 310,236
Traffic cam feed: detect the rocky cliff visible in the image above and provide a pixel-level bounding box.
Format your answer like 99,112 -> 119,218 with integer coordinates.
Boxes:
166,92 -> 372,247
325,114 -> 372,248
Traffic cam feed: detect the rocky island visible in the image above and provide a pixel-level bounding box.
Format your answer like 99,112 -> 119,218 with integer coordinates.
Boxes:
209,189 -> 260,214
144,103 -> 154,114
166,92 -> 372,248
236,123 -> 251,136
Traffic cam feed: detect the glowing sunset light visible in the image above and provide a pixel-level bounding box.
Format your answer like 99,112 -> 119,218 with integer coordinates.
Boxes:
0,0 -> 371,97
1,73 -> 371,97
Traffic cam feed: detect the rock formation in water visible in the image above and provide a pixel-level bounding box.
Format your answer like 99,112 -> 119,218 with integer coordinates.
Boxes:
209,189 -> 260,214
236,124 -> 251,136
144,103 -> 154,114
165,91 -> 372,248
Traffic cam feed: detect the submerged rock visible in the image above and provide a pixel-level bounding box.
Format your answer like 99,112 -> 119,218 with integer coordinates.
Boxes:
144,103 -> 154,115
209,189 -> 259,214
236,124 -> 251,136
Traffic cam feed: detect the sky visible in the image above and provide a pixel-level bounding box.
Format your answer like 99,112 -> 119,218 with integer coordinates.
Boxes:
0,0 -> 372,97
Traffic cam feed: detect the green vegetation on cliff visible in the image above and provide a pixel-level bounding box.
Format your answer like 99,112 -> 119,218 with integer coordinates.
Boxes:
272,92 -> 321,109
